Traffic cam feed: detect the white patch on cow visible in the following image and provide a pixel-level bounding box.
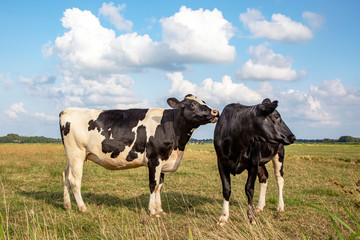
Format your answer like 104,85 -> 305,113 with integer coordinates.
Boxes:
256,182 -> 268,211
218,199 -> 229,226
161,149 -> 184,173
272,154 -> 285,212
185,95 -> 206,105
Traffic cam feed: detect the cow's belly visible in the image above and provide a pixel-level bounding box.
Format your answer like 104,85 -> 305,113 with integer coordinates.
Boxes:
161,149 -> 184,173
86,151 -> 147,170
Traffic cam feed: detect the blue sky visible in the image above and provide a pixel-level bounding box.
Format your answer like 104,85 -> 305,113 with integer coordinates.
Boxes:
0,0 -> 359,139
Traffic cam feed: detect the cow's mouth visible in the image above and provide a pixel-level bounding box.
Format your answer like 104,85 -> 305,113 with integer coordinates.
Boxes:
210,116 -> 219,123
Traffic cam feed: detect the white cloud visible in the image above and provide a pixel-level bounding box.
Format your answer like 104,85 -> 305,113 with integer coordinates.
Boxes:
280,90 -> 339,127
5,102 -> 26,118
161,6 -> 236,63
42,6 -> 237,110
240,8 -> 313,43
278,79 -> 360,128
51,74 -> 148,109
0,73 -> 13,89
310,78 -> 360,104
45,6 -> 236,76
236,42 -> 306,81
167,72 -> 262,105
34,112 -> 58,122
99,2 -> 133,31
302,11 -> 325,30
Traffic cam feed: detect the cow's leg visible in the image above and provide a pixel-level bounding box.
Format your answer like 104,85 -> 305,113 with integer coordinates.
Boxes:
64,148 -> 87,212
62,162 -> 71,210
272,154 -> 285,212
148,161 -> 163,216
154,173 -> 166,215
217,161 -> 231,226
245,164 -> 258,224
256,165 -> 269,212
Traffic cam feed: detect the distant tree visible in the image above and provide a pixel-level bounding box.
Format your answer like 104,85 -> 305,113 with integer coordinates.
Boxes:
338,136 -> 360,143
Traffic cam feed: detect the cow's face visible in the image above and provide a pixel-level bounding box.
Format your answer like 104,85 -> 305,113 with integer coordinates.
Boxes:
167,94 -> 219,126
254,98 -> 296,145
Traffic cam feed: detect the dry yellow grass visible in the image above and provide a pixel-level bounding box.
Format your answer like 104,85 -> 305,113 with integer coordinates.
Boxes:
0,143 -> 359,239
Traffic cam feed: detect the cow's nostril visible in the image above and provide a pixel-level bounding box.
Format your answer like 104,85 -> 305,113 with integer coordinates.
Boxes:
289,135 -> 296,143
212,109 -> 219,116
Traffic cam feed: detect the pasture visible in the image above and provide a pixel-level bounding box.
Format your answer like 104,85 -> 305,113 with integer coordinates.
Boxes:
0,143 -> 359,239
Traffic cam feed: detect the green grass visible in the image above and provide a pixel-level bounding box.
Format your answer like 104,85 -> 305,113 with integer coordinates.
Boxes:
0,143 -> 359,239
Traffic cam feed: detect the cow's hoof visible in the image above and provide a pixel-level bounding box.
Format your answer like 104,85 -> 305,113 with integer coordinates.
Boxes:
255,208 -> 263,213
154,211 -> 167,217
217,215 -> 228,227
79,205 -> 88,212
250,219 -> 257,225
217,220 -> 227,227
159,211 -> 167,216
276,208 -> 285,212
64,203 -> 71,210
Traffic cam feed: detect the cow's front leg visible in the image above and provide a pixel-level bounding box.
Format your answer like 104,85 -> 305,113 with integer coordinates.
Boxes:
148,160 -> 164,217
217,161 -> 231,226
245,165 -> 258,224
154,173 -> 166,215
256,165 -> 269,212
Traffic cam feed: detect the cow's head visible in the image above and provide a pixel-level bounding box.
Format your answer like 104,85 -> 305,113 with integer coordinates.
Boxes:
253,98 -> 296,145
167,94 -> 219,126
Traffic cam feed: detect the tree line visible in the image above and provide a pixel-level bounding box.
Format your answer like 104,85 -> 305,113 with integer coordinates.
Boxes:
190,136 -> 360,144
0,134 -> 61,144
0,134 -> 359,144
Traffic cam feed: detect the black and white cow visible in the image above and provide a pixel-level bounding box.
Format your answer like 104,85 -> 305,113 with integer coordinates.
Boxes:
59,94 -> 219,216
256,143 -> 286,212
214,98 -> 295,225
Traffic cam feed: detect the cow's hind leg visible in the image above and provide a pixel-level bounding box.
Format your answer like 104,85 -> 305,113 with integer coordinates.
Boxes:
272,153 -> 285,212
256,165 -> 269,212
63,148 -> 87,212
217,161 -> 231,226
62,163 -> 71,210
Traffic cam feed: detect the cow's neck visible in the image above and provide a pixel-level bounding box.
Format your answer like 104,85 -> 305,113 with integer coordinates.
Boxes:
173,109 -> 199,151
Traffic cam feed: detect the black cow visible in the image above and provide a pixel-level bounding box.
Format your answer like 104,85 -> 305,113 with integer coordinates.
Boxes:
214,98 -> 295,225
59,94 -> 219,216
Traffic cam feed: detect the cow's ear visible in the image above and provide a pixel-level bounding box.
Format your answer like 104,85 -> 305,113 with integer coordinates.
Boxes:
257,100 -> 278,115
262,98 -> 271,104
167,98 -> 184,109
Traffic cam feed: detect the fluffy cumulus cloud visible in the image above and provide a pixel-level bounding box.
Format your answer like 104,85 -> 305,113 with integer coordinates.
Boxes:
42,5 -> 236,109
279,79 -> 360,129
236,42 -> 306,81
44,5 -> 236,74
99,2 -> 133,31
5,102 -> 26,118
240,8 -> 313,43
51,74 -> 148,108
167,72 -> 262,105
161,6 -> 235,63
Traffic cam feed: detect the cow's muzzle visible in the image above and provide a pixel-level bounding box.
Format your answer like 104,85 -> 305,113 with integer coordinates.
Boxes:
286,134 -> 296,145
210,109 -> 219,123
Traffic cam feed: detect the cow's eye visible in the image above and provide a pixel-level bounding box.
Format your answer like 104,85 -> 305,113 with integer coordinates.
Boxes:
190,102 -> 196,109
274,114 -> 280,119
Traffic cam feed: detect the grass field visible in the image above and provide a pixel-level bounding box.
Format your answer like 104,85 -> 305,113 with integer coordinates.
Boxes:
0,143 -> 359,239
